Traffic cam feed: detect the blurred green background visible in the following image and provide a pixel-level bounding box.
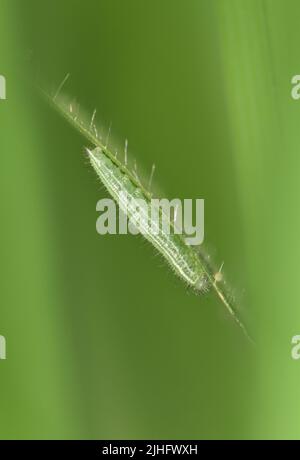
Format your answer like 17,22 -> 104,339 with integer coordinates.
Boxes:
1,0 -> 300,439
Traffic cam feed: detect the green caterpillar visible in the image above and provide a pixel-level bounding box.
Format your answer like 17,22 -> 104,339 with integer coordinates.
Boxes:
88,147 -> 207,291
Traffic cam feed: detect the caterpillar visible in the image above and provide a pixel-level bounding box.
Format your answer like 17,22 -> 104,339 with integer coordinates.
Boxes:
88,147 -> 207,292
42,79 -> 253,342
